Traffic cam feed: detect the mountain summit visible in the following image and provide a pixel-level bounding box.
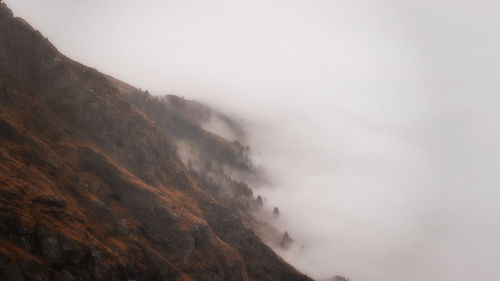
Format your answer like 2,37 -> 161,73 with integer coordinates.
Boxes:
0,2 -> 312,280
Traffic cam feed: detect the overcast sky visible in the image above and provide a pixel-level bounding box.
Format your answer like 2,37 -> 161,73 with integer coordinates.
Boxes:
5,1 -> 500,280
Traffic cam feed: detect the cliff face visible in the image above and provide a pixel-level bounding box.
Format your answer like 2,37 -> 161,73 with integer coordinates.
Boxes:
0,2 -> 312,281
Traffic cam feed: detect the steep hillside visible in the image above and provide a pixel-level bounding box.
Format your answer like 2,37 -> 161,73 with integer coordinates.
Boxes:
108,81 -> 296,250
0,2 -> 312,281
109,79 -> 258,207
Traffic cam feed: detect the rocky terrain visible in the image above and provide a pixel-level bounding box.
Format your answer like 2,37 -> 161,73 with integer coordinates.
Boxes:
0,2 -> 313,280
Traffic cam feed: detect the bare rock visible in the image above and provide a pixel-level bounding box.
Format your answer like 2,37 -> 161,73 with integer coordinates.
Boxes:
32,195 -> 67,208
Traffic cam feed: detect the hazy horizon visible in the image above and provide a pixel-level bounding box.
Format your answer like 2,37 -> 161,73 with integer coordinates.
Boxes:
5,0 -> 500,280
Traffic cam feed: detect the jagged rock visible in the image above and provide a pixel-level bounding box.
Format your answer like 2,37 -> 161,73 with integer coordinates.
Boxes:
113,219 -> 130,236
34,224 -> 64,265
190,221 -> 215,248
0,189 -> 23,200
89,199 -> 114,221
32,195 -> 67,208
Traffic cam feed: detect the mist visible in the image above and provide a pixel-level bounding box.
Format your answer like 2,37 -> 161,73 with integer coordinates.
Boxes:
6,0 -> 500,280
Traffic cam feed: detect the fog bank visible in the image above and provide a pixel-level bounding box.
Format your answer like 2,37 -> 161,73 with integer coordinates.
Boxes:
6,0 -> 500,280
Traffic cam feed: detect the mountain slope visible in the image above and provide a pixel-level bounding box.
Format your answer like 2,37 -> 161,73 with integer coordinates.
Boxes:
0,2 -> 312,281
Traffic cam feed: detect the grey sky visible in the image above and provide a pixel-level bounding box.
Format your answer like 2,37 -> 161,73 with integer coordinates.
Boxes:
5,0 -> 500,280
